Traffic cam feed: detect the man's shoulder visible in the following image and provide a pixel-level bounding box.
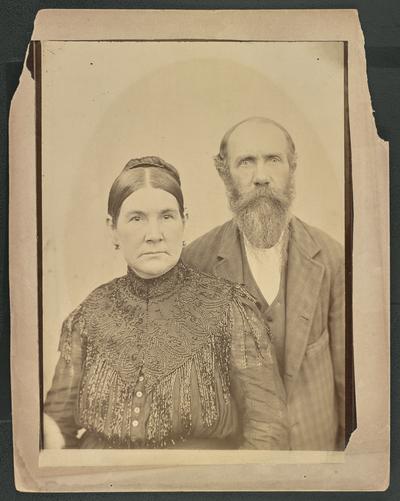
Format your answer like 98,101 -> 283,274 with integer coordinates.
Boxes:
182,220 -> 234,269
188,220 -> 234,248
292,217 -> 344,267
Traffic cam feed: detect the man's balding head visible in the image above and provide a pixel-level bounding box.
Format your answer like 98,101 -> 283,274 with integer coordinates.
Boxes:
214,117 -> 297,175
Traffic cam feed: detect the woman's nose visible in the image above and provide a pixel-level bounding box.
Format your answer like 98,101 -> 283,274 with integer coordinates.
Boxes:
253,161 -> 271,186
145,221 -> 163,242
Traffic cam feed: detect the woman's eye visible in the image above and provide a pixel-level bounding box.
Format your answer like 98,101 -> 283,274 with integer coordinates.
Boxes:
130,216 -> 141,222
239,159 -> 250,166
163,214 -> 173,220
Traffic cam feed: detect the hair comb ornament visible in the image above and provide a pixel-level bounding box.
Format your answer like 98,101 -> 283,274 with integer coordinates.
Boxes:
123,156 -> 181,185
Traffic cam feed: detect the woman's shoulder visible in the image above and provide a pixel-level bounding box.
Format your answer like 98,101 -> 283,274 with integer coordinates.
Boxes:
183,265 -> 272,362
65,275 -> 127,322
84,275 -> 126,302
183,263 -> 258,306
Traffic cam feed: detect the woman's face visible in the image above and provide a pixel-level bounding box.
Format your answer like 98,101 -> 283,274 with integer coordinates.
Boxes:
110,187 -> 185,279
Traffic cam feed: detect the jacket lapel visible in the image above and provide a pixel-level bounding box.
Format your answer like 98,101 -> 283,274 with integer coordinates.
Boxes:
284,217 -> 325,396
212,220 -> 245,285
211,217 -> 325,398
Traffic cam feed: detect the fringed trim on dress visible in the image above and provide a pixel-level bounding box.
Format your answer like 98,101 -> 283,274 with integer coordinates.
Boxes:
232,284 -> 274,366
145,308 -> 231,447
60,308 -> 233,449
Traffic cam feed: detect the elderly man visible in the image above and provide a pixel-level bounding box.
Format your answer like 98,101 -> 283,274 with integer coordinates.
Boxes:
183,117 -> 345,450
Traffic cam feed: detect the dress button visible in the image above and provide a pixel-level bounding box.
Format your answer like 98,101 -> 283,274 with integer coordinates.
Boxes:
132,420 -> 139,427
266,315 -> 273,322
134,407 -> 140,414
136,391 -> 143,398
138,375 -> 144,382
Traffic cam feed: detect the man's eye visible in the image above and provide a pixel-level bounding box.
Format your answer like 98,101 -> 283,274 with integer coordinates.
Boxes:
130,216 -> 141,222
163,214 -> 173,220
271,156 -> 281,163
239,159 -> 251,166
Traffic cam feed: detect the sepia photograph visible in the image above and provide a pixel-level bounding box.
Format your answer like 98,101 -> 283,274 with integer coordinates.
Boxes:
9,9 -> 389,491
38,39 -> 350,453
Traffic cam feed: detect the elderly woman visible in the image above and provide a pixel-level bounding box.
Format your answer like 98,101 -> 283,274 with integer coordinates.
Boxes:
44,156 -> 288,449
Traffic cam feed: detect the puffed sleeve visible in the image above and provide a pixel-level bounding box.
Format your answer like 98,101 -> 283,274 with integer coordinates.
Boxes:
43,308 -> 84,448
229,293 -> 289,450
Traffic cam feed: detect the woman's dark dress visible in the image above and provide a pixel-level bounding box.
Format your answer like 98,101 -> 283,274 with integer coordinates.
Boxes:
44,261 -> 288,449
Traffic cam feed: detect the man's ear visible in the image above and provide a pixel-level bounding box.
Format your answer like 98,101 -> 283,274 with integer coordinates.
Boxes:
214,155 -> 227,179
289,152 -> 298,172
106,216 -> 119,247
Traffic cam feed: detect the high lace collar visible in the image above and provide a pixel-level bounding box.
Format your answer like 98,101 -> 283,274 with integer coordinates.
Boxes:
127,259 -> 187,299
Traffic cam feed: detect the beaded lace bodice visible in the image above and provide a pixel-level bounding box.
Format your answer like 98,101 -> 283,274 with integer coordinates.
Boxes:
57,261 -> 270,448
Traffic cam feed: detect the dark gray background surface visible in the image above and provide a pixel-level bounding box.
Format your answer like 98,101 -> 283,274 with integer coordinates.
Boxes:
1,0 -> 398,498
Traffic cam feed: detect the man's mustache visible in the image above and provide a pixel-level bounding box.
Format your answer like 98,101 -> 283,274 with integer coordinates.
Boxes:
231,184 -> 290,212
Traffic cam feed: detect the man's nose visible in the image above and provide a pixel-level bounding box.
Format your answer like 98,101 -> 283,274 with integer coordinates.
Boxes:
253,160 -> 271,186
145,220 -> 163,242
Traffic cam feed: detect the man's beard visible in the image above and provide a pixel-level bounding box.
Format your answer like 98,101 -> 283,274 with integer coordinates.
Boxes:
225,174 -> 295,249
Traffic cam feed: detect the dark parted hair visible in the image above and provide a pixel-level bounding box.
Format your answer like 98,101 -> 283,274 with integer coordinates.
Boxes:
108,156 -> 184,225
